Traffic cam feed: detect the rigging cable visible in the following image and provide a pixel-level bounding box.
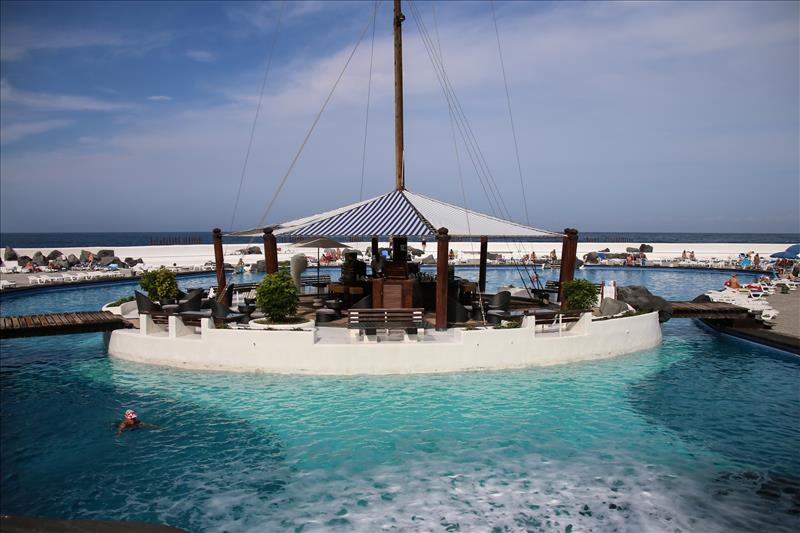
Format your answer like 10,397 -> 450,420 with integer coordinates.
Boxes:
252,9 -> 376,233
359,0 -> 381,201
228,0 -> 286,234
491,0 -> 530,226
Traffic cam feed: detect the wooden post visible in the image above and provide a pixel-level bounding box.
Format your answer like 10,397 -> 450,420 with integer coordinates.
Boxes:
435,227 -> 449,331
263,227 -> 278,275
393,0 -> 405,191
558,228 -> 579,309
212,228 -> 226,298
478,235 -> 488,293
371,236 -> 379,259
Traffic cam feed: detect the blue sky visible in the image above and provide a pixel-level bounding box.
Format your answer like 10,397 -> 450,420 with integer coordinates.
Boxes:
1,0 -> 798,234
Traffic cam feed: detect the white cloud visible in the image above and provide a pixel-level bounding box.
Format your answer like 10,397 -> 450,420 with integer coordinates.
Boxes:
0,79 -> 133,112
1,119 -> 71,144
0,26 -> 171,61
147,95 -> 173,101
186,49 -> 216,62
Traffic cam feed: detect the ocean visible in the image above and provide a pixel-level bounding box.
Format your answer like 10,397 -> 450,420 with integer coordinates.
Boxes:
1,232 -> 798,249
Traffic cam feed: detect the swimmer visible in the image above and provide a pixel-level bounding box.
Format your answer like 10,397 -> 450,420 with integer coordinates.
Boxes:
116,409 -> 157,436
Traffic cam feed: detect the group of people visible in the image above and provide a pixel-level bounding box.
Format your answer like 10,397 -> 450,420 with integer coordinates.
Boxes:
681,250 -> 697,261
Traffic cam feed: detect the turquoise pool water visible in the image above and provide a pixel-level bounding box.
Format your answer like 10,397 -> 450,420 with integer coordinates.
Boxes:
1,268 -> 798,532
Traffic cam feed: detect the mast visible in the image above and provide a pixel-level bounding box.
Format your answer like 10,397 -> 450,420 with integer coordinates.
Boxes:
393,0 -> 405,191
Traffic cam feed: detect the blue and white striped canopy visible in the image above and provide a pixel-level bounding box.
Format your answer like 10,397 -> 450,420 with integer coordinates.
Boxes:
232,189 -> 562,239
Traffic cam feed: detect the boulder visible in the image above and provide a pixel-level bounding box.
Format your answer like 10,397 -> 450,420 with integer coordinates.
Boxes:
237,246 -> 262,255
99,256 -> 125,267
626,247 -> 640,253
53,258 -> 69,270
691,294 -> 712,304
639,244 -> 653,253
252,260 -> 266,272
96,249 -> 115,259
47,249 -> 63,260
421,254 -> 436,265
80,250 -> 92,263
599,298 -> 629,317
124,257 -> 143,266
617,285 -> 673,322
67,254 -> 80,266
600,248 -> 610,252
32,251 -> 48,266
583,251 -> 599,264
4,246 -> 18,261
17,255 -> 31,267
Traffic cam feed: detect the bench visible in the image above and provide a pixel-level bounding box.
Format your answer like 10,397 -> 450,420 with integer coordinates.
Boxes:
348,308 -> 425,338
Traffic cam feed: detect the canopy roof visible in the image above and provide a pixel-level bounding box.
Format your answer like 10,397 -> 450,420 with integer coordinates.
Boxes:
231,189 -> 562,239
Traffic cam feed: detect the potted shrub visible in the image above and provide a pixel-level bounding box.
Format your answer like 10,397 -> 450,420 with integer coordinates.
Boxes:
561,279 -> 598,310
139,267 -> 179,303
254,271 -> 303,324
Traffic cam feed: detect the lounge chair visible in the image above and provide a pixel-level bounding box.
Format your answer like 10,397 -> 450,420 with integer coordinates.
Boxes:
178,288 -> 204,312
487,291 -> 511,312
134,291 -> 161,314
209,299 -> 248,325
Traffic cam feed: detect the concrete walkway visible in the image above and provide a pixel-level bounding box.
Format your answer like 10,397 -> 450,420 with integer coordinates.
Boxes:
767,290 -> 800,341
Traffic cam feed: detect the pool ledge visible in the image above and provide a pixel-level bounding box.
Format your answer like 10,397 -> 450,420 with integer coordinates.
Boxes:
107,312 -> 662,375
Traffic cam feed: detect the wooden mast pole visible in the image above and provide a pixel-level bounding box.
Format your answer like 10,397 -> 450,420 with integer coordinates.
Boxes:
558,228 -> 579,309
435,227 -> 450,331
262,227 -> 278,275
212,228 -> 226,301
393,0 -> 405,191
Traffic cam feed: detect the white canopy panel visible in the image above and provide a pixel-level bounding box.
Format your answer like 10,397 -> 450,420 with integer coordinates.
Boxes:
230,189 -> 562,239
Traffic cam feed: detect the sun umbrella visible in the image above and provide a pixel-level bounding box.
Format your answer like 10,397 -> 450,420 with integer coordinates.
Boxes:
293,237 -> 352,294
770,244 -> 800,259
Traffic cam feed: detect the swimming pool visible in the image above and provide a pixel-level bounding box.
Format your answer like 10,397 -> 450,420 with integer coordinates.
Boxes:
1,268 -> 798,532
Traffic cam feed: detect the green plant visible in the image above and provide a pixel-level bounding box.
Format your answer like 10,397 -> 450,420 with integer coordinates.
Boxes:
562,279 -> 598,310
108,295 -> 135,307
255,271 -> 299,323
139,267 -> 179,301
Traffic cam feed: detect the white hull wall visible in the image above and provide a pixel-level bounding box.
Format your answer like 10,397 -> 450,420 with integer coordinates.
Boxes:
107,312 -> 662,375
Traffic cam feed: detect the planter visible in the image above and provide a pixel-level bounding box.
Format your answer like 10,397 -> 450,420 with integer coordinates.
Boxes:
248,318 -> 315,330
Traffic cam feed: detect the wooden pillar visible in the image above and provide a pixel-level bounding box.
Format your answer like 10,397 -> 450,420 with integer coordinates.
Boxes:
371,236 -> 379,259
558,228 -> 579,309
478,235 -> 488,293
435,227 -> 450,331
263,227 -> 278,275
212,228 -> 226,298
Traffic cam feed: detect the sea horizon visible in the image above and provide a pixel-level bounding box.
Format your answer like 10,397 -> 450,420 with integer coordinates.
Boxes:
1,231 -> 798,249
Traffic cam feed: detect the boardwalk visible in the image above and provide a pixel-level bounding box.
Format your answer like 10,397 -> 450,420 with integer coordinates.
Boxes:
0,311 -> 132,339
670,301 -> 751,319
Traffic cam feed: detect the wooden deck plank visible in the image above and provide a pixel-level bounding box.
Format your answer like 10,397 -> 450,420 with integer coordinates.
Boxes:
0,311 -> 129,338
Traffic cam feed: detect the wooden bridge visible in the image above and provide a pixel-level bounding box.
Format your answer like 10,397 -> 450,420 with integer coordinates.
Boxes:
0,311 -> 132,339
670,301 -> 751,319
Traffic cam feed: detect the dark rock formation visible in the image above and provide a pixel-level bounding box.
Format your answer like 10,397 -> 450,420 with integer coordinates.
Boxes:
617,285 -> 673,322
252,260 -> 266,272
80,250 -> 92,263
626,247 -> 640,253
124,257 -> 144,266
67,254 -> 80,266
96,249 -> 115,259
639,244 -> 653,253
600,248 -> 610,252
692,294 -> 712,303
99,256 -> 126,267
17,255 -> 31,267
4,246 -> 18,261
421,254 -> 436,265
53,258 -> 69,270
47,249 -> 63,260
237,246 -> 262,255
599,298 -> 629,316
583,251 -> 599,263
32,251 -> 48,266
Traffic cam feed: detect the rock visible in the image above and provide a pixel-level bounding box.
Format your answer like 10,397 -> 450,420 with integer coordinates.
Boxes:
17,255 -> 31,267
691,294 -> 712,303
252,260 -> 266,272
600,248 -> 610,252
47,249 -> 63,260
53,258 -> 69,270
32,251 -> 48,266
583,252 -> 599,263
124,257 -> 143,266
617,285 -> 673,322
99,256 -> 125,267
4,246 -> 17,261
599,298 -> 629,316
626,247 -> 640,253
80,250 -> 92,263
67,254 -> 80,266
237,246 -> 262,255
575,259 -> 584,269
639,244 -> 653,253
421,254 -> 436,265
96,249 -> 115,259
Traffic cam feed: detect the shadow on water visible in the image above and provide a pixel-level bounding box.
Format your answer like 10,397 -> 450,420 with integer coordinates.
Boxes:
627,321 -> 800,525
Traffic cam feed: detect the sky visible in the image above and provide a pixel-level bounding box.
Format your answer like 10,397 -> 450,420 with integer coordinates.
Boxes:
1,0 -> 798,234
